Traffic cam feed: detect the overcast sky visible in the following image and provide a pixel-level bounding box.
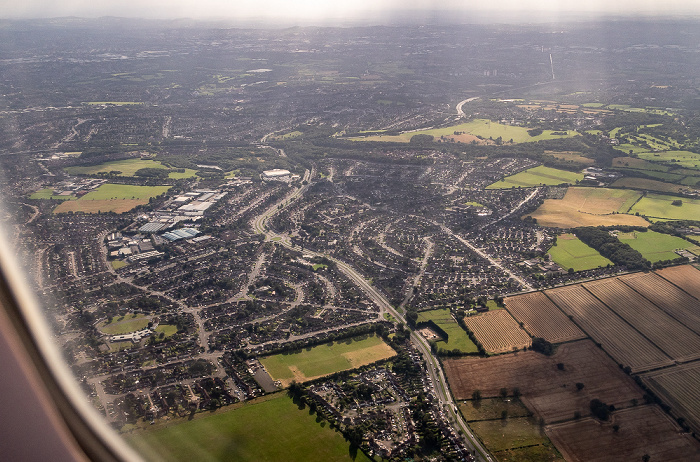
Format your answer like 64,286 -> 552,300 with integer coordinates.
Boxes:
1,0 -> 699,23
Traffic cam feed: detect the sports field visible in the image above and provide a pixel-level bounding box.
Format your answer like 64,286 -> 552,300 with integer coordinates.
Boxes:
65,159 -> 196,179
528,187 -> 648,228
630,193 -> 700,221
128,393 -> 371,462
259,335 -> 395,386
616,230 -> 694,262
53,184 -> 171,214
548,234 -> 612,271
417,308 -> 478,354
349,119 -> 579,144
98,314 -> 150,335
29,188 -> 74,200
486,166 -> 583,189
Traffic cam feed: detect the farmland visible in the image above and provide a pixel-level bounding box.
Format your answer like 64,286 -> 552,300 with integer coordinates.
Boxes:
528,187 -> 648,228
65,158 -> 197,179
128,393 -> 370,462
638,150 -> 700,170
610,177 -> 686,194
544,151 -> 594,166
53,184 -> 171,214
444,340 -> 644,423
547,233 -> 612,271
469,418 -> 558,457
485,165 -> 583,189
544,285 -> 673,372
459,397 -> 531,422
642,362 -> 700,434
546,406 -> 700,462
583,278 -> 700,363
505,291 -> 586,343
615,230 -> 694,262
657,264 -> 700,300
462,310 -> 531,354
630,193 -> 700,221
259,335 -> 395,386
348,119 -> 579,144
416,308 -> 478,354
620,272 -> 700,335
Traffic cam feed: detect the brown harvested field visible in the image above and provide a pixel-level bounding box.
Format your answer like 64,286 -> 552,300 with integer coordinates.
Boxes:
546,405 -> 700,462
657,265 -> 700,300
620,271 -> 700,335
444,340 -> 644,423
583,278 -> 700,363
505,291 -> 586,344
463,310 -> 531,354
642,362 -> 700,433
53,199 -> 147,214
545,285 -> 673,372
528,187 -> 648,228
611,177 -> 686,194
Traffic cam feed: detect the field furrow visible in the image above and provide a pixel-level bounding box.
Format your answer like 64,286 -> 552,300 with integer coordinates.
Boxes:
584,278 -> 700,363
545,285 -> 672,372
656,265 -> 700,300
505,291 -> 586,343
642,362 -> 700,434
463,310 -> 531,354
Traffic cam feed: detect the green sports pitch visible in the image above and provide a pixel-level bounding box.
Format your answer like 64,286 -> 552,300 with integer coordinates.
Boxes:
548,234 -> 612,271
486,165 -> 583,189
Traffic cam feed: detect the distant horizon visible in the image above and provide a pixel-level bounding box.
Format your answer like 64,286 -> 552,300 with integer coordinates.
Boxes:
1,1 -> 699,26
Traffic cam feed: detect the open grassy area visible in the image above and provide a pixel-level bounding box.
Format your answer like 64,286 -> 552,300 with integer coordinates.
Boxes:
349,119 -> 578,144
99,314 -> 150,335
616,230 -> 694,262
459,398 -> 531,421
548,234 -> 612,271
544,151 -> 594,166
111,260 -> 128,270
53,184 -> 171,214
638,150 -> 700,171
610,177 -> 686,194
486,166 -> 583,189
260,335 -> 395,386
630,193 -> 700,221
29,188 -> 74,200
65,159 -> 196,179
128,393 -> 371,462
417,308 -> 479,354
529,187 -> 648,228
154,324 -> 178,339
470,417 -> 552,453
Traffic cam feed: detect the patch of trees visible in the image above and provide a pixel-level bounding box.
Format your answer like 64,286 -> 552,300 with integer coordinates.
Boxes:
589,398 -> 614,421
527,128 -> 544,137
409,134 -> 435,145
134,167 -> 170,178
531,337 -> 554,356
574,227 -> 650,270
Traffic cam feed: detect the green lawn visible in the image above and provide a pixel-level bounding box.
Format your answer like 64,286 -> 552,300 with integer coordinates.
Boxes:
417,308 -> 479,353
29,188 -> 74,200
154,324 -> 178,338
638,151 -> 700,171
616,230 -> 694,262
548,234 -> 612,271
128,393 -> 371,462
630,193 -> 700,221
99,314 -> 150,335
111,260 -> 128,270
80,184 -> 171,200
260,335 -> 395,385
349,119 -> 578,144
486,166 -> 583,189
65,158 -> 197,179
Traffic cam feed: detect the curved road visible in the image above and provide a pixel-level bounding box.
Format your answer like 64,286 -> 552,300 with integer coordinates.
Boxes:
250,170 -> 493,462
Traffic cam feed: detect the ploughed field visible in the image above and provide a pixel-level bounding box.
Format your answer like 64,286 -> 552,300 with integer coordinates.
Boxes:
547,405 -> 700,462
462,310 -> 531,353
505,291 -> 586,344
444,340 -> 644,424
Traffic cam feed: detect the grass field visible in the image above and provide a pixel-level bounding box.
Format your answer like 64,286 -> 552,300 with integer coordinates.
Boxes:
544,151 -> 594,166
486,166 -> 583,189
260,335 -> 395,386
29,188 -> 74,200
417,308 -> 478,354
630,193 -> 700,221
611,177 -> 686,194
349,119 -> 579,144
470,417 -> 553,453
128,393 -> 371,462
528,187 -> 648,228
638,150 -> 700,170
616,230 -> 694,262
65,159 -> 196,179
459,398 -> 531,421
548,234 -> 612,271
154,324 -> 178,338
612,157 -> 669,172
99,314 -> 150,335
111,260 -> 128,270
53,184 -> 171,214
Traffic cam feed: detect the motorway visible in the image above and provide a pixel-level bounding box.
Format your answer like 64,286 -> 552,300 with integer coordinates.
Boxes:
250,170 -> 493,462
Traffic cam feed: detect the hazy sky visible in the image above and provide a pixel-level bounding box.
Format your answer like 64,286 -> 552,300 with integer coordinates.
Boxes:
1,0 -> 699,23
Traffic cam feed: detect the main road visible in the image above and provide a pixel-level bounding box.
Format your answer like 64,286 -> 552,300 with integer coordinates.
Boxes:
250,170 -> 493,462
